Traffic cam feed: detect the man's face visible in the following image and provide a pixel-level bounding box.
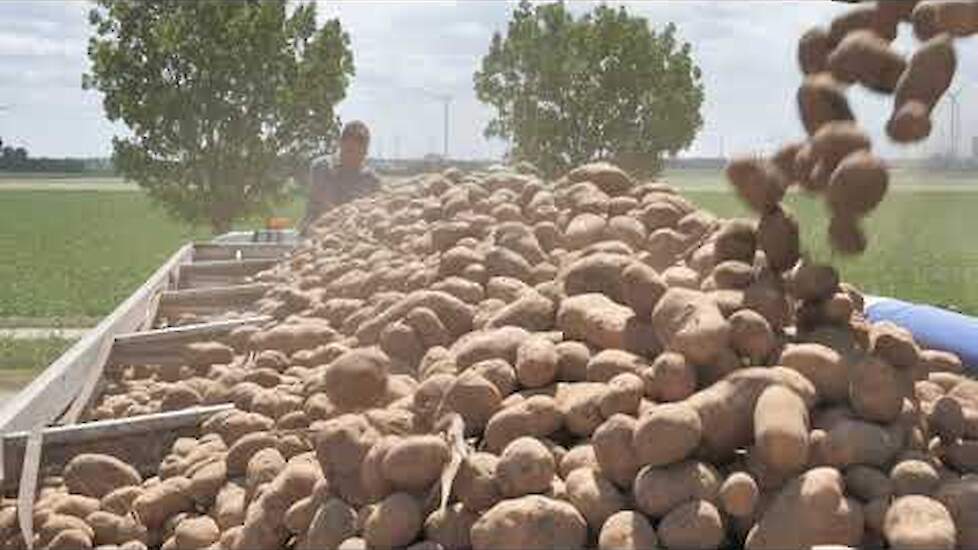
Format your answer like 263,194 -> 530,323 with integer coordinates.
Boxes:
339,136 -> 368,170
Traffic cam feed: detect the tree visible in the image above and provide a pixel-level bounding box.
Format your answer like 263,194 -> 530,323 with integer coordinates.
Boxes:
474,1 -> 704,178
84,1 -> 354,233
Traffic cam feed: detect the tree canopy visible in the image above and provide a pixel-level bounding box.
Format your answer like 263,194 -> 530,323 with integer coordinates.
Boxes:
85,0 -> 354,232
474,1 -> 704,178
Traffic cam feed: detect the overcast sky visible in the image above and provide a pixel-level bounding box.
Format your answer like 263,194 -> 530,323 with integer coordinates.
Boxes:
1,1 -> 976,160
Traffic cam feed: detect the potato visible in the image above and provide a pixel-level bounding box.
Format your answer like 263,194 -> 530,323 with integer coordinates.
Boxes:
362,492 -> 423,549
652,288 -> 730,366
798,73 -> 855,136
633,460 -> 720,518
565,468 -> 625,530
337,538 -> 368,550
562,253 -> 630,303
931,396 -> 965,443
621,262 -> 668,318
515,336 -> 559,388
423,504 -> 476,550
598,510 -> 658,550
729,309 -> 775,365
757,206 -> 800,273
686,367 -> 816,462
657,500 -> 725,550
445,372 -> 503,434
485,289 -> 555,331
565,213 -> 608,250
883,495 -> 955,550
797,25 -> 831,75
483,395 -> 562,452
888,34 -> 956,143
600,372 -> 644,417
719,472 -> 758,518
557,293 -> 634,351
470,358 -> 517,396
470,495 -> 587,550
556,382 -> 605,437
173,516 -> 220,550
827,30 -> 905,93
827,151 -> 888,218
558,445 -> 599,479
912,0 -> 978,40
845,465 -> 893,502
754,385 -> 810,474
64,454 -> 141,499
100,486 -> 143,516
495,437 -> 556,498
212,482 -> 246,531
300,498 -> 358,550
850,355 -> 905,423
920,349 -> 963,374
633,403 -> 702,468
891,459 -> 940,496
381,435 -> 450,493
322,347 -> 390,410
246,448 -> 286,500
643,352 -> 696,402
188,458 -> 226,506
555,341 -> 591,383
405,307 -> 451,348
453,452 -> 503,512
451,326 -> 530,368
778,344 -> 849,402
132,476 -> 193,529
86,510 -> 147,546
51,494 -> 99,519
226,432 -> 278,477
745,467 -> 861,550
819,416 -> 902,468
934,476 -> 978,548
726,158 -> 785,214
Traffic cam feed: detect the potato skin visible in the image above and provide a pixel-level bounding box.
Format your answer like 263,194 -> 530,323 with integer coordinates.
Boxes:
363,492 -> 423,549
470,495 -> 587,550
598,510 -> 658,550
565,467 -> 625,530
64,454 -> 141,499
633,403 -> 702,468
496,437 -> 556,498
657,500 -> 725,550
884,495 -> 955,550
632,460 -> 721,518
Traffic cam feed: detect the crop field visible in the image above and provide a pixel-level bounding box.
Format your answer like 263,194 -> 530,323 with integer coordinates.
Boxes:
0,185 -> 302,322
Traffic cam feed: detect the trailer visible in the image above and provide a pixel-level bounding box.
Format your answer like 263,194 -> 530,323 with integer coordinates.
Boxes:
0,234 -> 296,495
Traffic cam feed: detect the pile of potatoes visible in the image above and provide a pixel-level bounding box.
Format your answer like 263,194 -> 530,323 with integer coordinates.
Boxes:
5,154 -> 978,550
732,0 -> 972,256
7,3 -> 978,549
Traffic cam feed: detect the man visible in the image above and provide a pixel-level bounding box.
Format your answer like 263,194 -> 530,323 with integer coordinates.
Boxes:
299,120 -> 380,235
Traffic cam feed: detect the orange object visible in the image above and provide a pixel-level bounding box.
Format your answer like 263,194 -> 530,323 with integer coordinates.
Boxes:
266,217 -> 291,230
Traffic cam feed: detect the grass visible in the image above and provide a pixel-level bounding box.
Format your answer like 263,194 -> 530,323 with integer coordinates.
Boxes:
0,337 -> 75,371
0,186 -> 302,320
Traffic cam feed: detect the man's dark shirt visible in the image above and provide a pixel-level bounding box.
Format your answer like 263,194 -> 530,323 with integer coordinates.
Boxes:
300,155 -> 380,234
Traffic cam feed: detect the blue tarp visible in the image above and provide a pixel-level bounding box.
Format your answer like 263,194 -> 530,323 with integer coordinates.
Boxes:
865,296 -> 978,371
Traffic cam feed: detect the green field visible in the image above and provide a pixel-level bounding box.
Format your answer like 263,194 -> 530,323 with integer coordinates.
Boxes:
0,185 -> 302,321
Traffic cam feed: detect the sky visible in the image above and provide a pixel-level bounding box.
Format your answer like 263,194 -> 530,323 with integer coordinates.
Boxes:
1,1 -> 976,160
